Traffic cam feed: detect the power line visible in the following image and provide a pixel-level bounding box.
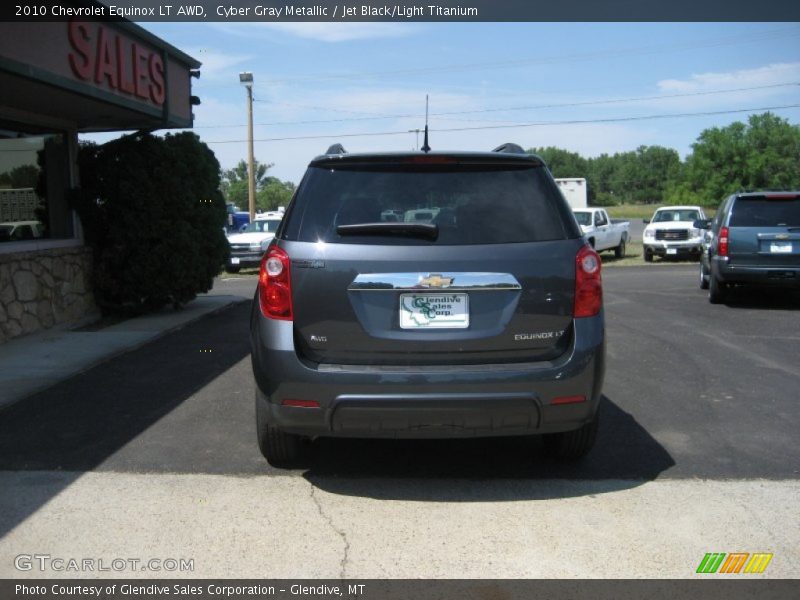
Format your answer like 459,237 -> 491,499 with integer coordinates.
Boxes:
193,82 -> 800,129
202,103 -> 800,144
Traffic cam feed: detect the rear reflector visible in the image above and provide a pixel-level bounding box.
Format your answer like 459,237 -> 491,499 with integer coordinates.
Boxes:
281,399 -> 320,408
551,395 -> 586,405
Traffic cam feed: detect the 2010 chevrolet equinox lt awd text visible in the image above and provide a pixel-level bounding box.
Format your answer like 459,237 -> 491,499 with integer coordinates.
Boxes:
249,143 -> 605,466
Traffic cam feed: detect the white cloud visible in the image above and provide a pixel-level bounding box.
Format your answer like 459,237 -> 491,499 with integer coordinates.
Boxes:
657,62 -> 800,93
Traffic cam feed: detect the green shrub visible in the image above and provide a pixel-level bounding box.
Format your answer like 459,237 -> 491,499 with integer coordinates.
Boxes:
72,132 -> 229,315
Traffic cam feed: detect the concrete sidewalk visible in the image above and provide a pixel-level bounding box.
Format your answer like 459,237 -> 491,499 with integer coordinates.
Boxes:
0,294 -> 247,410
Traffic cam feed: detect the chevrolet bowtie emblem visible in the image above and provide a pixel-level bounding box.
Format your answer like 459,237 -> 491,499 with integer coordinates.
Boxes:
419,274 -> 454,288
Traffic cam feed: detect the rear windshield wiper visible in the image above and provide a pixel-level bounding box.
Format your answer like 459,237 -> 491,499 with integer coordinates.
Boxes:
336,222 -> 439,240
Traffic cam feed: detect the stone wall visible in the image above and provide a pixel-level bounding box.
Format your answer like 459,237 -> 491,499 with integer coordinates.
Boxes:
0,246 -> 97,343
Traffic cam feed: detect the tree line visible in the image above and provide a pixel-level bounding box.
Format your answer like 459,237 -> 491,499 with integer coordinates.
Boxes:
529,112 -> 800,207
219,160 -> 296,212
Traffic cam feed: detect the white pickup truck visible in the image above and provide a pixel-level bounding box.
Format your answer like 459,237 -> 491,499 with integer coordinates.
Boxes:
642,205 -> 707,262
572,208 -> 630,258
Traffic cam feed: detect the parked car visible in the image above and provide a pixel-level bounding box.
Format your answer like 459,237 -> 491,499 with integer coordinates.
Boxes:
249,143 -> 606,466
572,208 -> 629,258
0,220 -> 43,242
696,191 -> 800,303
225,212 -> 283,273
642,206 -> 707,262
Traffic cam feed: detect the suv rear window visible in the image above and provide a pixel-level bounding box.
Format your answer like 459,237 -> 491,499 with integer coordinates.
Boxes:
285,164 -> 574,245
730,196 -> 800,227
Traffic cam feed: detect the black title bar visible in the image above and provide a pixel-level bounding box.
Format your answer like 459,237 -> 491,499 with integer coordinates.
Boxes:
1,0 -> 799,22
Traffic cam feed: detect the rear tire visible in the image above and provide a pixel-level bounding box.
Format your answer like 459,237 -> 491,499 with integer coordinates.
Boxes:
699,262 -> 710,290
256,389 -> 303,467
544,414 -> 599,460
709,276 -> 727,304
614,238 -> 626,259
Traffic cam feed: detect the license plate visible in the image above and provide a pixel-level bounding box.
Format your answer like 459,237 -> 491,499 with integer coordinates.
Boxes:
770,241 -> 792,254
399,293 -> 469,329
666,248 -> 677,255
231,257 -> 240,265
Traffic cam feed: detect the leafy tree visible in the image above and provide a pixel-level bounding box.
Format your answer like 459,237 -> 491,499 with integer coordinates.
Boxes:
677,113 -> 800,204
585,153 -> 620,205
0,164 -> 39,188
71,132 -> 229,315
257,177 -> 296,211
529,146 -> 588,178
220,159 -> 273,208
616,146 -> 681,204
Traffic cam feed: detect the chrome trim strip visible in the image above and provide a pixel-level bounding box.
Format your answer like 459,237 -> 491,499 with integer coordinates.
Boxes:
348,272 -> 521,291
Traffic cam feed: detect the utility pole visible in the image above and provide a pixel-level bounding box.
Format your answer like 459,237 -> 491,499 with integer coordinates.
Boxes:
239,72 -> 256,222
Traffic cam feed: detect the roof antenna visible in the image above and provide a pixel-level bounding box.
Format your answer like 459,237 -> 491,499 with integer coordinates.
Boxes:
421,94 -> 431,153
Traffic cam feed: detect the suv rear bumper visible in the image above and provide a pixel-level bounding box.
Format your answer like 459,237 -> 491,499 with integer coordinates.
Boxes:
714,258 -> 800,288
250,309 -> 605,439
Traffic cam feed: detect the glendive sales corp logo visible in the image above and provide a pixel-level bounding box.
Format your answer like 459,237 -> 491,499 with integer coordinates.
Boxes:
696,552 -> 773,574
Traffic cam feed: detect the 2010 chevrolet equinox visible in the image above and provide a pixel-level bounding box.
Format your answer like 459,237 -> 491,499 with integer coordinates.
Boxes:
249,143 -> 605,466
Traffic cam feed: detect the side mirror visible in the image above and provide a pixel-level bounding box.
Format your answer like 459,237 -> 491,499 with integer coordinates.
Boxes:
642,219 -> 650,224
693,219 -> 710,229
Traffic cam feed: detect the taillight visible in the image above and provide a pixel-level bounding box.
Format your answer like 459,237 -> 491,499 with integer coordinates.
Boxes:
258,246 -> 293,320
718,226 -> 729,257
574,244 -> 602,318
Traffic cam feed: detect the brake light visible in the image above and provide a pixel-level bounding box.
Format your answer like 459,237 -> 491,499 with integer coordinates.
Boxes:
718,226 -> 729,257
258,246 -> 293,320
405,156 -> 457,164
763,193 -> 798,199
574,244 -> 602,318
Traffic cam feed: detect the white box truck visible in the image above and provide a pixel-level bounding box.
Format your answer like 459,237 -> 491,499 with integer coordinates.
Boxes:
555,178 -> 587,209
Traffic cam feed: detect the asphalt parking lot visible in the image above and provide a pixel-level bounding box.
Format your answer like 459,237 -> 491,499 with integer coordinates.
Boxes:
0,265 -> 798,578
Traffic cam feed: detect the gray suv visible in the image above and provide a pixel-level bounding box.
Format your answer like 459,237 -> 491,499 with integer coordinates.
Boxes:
250,144 -> 606,466
697,192 -> 800,303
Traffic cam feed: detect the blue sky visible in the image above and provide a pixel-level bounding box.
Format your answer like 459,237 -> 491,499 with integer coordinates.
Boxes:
88,22 -> 800,184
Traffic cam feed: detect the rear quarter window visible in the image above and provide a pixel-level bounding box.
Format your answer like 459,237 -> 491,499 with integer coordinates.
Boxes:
284,164 -> 577,245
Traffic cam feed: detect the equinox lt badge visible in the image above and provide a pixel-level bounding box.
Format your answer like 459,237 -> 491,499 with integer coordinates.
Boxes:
515,331 -> 565,341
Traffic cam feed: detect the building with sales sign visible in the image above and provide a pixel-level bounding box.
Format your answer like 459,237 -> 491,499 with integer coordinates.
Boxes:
0,17 -> 200,342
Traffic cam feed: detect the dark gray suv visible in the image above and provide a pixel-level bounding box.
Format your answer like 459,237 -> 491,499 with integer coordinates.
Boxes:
250,144 -> 606,466
698,191 -> 800,303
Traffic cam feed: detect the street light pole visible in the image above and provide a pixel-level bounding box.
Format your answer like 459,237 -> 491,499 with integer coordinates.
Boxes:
239,72 -> 256,222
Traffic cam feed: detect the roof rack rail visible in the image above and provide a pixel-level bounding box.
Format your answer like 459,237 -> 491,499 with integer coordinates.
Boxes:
492,143 -> 526,154
325,143 -> 347,155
